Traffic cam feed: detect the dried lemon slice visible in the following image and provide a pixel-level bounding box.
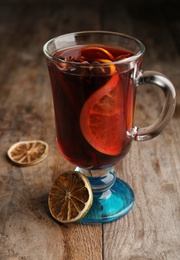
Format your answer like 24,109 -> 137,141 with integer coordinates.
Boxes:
48,171 -> 93,223
7,140 -> 48,166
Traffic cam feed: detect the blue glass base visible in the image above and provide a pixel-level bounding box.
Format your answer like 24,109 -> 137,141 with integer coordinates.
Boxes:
77,168 -> 134,224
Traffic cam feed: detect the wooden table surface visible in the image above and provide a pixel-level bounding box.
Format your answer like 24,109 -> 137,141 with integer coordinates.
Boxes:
0,1 -> 180,259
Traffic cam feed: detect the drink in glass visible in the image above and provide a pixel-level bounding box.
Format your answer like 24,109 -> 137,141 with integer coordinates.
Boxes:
43,31 -> 176,223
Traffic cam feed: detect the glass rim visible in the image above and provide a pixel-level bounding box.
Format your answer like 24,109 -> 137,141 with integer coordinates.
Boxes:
43,30 -> 145,66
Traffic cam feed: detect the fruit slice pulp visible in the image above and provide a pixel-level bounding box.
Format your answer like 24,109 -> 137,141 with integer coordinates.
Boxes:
7,140 -> 48,166
48,171 -> 93,223
80,73 -> 125,156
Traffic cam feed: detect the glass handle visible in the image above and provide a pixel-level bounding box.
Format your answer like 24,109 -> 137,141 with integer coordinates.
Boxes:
129,70 -> 176,141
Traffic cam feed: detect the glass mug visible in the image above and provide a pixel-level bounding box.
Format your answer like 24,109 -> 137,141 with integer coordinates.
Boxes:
43,31 -> 176,223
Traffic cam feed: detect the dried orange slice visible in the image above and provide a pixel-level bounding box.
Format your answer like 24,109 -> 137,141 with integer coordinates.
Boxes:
7,140 -> 48,166
80,74 -> 125,156
48,171 -> 93,223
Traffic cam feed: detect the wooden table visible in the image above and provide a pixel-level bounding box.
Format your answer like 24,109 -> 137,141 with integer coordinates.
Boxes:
0,1 -> 179,259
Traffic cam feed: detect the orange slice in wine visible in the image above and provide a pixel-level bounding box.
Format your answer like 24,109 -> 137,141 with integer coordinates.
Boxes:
80,74 -> 125,156
81,46 -> 115,61
48,171 -> 93,223
96,58 -> 116,74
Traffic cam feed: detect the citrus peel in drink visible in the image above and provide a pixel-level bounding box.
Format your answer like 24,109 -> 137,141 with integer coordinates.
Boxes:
7,140 -> 48,166
57,46 -> 117,76
96,58 -> 116,74
80,73 -> 124,156
81,46 -> 115,61
48,171 -> 93,223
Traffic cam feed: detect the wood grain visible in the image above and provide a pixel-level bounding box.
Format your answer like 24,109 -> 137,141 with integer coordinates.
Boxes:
103,2 -> 180,260
0,1 -> 179,260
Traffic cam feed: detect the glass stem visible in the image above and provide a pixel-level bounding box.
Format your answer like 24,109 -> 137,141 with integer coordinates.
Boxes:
75,167 -> 116,194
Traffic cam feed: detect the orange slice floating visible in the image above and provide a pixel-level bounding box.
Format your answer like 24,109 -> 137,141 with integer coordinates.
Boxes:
81,46 -> 115,61
80,74 -> 125,156
96,58 -> 116,74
